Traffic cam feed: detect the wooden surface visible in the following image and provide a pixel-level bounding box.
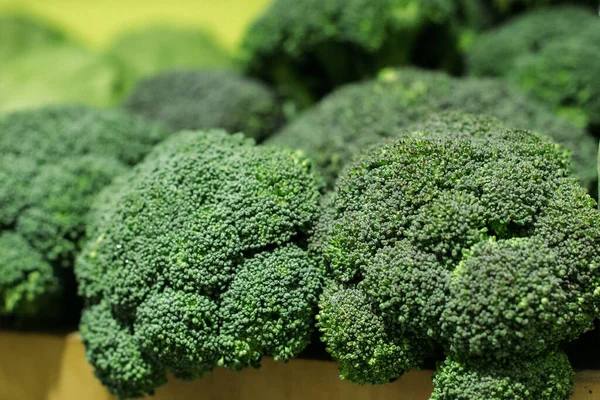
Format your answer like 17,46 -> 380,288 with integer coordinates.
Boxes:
1,331 -> 599,400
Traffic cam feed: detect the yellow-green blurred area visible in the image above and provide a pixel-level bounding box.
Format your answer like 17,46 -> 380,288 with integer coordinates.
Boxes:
0,0 -> 270,50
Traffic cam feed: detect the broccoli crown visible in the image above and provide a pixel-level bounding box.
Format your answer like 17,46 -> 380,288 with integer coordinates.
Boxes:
268,68 -> 596,190
76,130 -> 321,398
315,113 -> 600,384
124,69 -> 281,141
0,45 -> 124,113
0,105 -> 169,323
106,26 -> 234,94
241,0 -> 478,107
509,24 -> 600,128
467,5 -> 595,77
0,14 -> 69,64
430,350 -> 574,400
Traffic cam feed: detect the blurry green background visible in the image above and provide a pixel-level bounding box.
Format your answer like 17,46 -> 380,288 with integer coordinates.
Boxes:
0,0 -> 269,50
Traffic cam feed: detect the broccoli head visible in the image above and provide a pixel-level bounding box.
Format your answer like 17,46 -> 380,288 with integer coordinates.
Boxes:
241,0 -> 482,107
268,68 -> 596,191
76,130 -> 321,398
315,113 -> 600,386
106,25 -> 235,94
0,14 -> 70,64
0,45 -> 123,113
0,105 -> 170,324
124,70 -> 282,141
431,350 -> 574,400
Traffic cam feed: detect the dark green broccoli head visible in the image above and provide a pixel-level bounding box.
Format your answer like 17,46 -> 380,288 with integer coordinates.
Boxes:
268,68 -> 596,190
106,25 -> 234,94
0,14 -> 69,64
315,113 -> 600,384
431,350 -> 574,400
467,5 -> 595,77
508,24 -> 600,129
124,69 -> 282,141
76,130 -> 321,398
241,0 -> 480,107
0,105 -> 170,324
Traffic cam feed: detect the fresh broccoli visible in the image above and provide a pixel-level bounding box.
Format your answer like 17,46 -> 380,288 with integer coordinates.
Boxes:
315,112 -> 600,391
482,0 -> 596,18
0,105 -> 170,324
124,70 -> 282,141
241,0 -> 485,108
75,130 -> 321,398
0,45 -> 123,113
431,350 -> 574,400
106,25 -> 235,95
267,68 -> 596,191
0,14 -> 70,64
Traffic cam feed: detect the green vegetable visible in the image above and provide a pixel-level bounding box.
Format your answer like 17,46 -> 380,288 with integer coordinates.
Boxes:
76,130 -> 321,398
124,70 -> 281,141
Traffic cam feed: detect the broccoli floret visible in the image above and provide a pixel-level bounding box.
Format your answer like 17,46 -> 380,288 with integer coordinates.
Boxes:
106,25 -> 235,94
467,6 -> 595,77
241,0 -> 481,107
0,45 -> 124,113
431,350 -> 574,400
0,14 -> 70,64
268,68 -> 596,190
314,112 -> 600,385
124,70 -> 281,141
508,24 -> 600,129
0,105 -> 170,324
76,130 -> 321,398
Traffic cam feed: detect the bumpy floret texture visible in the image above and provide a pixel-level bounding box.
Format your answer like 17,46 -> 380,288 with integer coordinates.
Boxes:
0,105 -> 169,323
316,114 -> 600,385
76,130 -> 321,398
268,68 -> 596,190
0,14 -> 69,64
242,0 -> 482,107
124,70 -> 281,141
431,350 -> 574,400
0,45 -> 124,112
107,26 -> 234,94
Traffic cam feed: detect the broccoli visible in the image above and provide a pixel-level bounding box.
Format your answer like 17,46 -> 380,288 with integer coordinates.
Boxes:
431,350 -> 574,400
75,130 -> 321,398
315,112 -> 600,393
0,45 -> 123,113
0,105 -> 169,324
124,70 -> 282,141
267,68 -> 596,191
0,14 -> 70,64
481,0 -> 597,18
106,25 -> 235,94
241,0 -> 485,108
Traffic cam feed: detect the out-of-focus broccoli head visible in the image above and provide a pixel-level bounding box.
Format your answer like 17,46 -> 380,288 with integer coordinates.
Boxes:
268,68 -> 596,191
431,350 -> 574,400
0,45 -> 123,113
315,113 -> 600,386
124,70 -> 282,141
106,26 -> 235,94
0,14 -> 70,63
467,6 -> 595,77
241,0 -> 484,107
0,105 -> 170,324
508,24 -> 600,129
76,130 -> 321,398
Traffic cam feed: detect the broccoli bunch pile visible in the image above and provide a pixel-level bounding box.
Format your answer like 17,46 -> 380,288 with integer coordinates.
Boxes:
0,105 -> 169,324
124,70 -> 282,141
468,5 -> 600,129
106,26 -> 235,94
268,68 -> 596,191
75,130 -> 321,398
241,0 -> 487,107
315,112 -> 600,397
